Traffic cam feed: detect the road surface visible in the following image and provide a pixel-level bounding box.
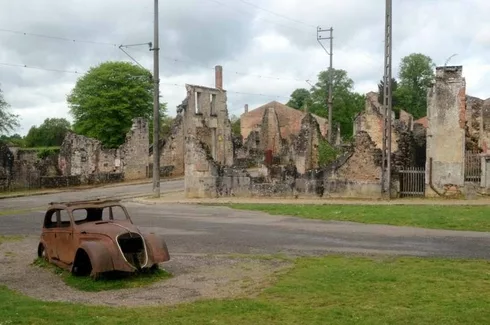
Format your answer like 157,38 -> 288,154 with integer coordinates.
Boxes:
0,179 -> 184,210
2,200 -> 490,260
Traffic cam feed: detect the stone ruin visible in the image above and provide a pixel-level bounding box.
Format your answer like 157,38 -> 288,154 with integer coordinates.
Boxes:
0,118 -> 149,190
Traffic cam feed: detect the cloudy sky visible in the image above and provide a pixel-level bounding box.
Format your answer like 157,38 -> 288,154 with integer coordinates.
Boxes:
1,0 -> 490,135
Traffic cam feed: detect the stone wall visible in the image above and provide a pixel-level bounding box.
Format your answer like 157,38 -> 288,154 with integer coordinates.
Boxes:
291,113 -> 322,174
120,118 -> 149,180
59,117 -> 149,183
159,113 -> 185,176
425,66 -> 466,197
353,92 -> 399,151
240,101 -> 328,144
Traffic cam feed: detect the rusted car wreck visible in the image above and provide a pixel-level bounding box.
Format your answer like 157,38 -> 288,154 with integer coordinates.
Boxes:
37,199 -> 170,278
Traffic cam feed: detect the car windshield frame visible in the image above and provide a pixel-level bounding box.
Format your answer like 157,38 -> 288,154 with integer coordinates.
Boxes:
69,204 -> 131,226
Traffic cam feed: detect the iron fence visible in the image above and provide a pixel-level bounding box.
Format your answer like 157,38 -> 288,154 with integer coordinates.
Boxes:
465,150 -> 481,183
399,167 -> 425,197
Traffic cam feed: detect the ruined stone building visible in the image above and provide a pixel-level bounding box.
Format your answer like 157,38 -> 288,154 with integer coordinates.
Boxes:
353,92 -> 415,153
59,117 -> 149,182
151,66 -> 234,179
0,118 -> 149,190
239,101 -> 328,156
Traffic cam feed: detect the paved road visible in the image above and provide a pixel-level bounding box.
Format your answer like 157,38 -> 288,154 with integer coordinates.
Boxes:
3,201 -> 490,259
0,179 -> 184,210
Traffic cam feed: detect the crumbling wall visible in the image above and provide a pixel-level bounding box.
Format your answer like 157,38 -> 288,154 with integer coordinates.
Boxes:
120,117 -> 149,180
426,66 -> 466,197
260,107 -> 282,155
353,92 -> 399,151
323,131 -> 383,198
184,84 -> 234,167
159,112 -> 185,177
59,117 -> 148,183
292,113 -> 322,174
479,99 -> 490,152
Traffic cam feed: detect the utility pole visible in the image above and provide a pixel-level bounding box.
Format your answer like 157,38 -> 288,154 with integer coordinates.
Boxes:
151,0 -> 161,198
381,0 -> 392,198
317,26 -> 333,143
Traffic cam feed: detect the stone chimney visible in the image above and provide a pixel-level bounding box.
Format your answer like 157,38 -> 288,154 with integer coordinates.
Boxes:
215,65 -> 223,89
244,104 -> 249,113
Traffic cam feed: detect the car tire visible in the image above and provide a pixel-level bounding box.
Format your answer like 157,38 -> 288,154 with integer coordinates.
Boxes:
38,243 -> 48,261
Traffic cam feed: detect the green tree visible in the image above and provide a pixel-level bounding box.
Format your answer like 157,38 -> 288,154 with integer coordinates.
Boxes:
309,69 -> 365,138
67,61 -> 164,148
0,134 -> 25,147
24,118 -> 71,147
0,85 -> 19,135
396,53 -> 435,119
230,114 -> 241,136
286,88 -> 312,110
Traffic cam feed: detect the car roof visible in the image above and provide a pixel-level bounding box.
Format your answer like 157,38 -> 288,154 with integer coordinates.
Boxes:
47,198 -> 123,210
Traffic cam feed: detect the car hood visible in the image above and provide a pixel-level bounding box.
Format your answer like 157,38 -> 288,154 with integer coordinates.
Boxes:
76,220 -> 140,238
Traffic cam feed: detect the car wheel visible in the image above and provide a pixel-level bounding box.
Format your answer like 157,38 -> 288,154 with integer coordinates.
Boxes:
72,249 -> 93,277
38,243 -> 48,261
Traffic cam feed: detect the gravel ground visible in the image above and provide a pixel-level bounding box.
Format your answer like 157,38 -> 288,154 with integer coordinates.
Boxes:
0,236 -> 291,307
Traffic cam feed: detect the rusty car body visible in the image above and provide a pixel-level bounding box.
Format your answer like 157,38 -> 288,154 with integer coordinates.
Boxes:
37,199 -> 170,278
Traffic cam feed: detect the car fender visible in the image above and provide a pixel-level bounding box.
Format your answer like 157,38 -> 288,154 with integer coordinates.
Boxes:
77,240 -> 115,274
143,233 -> 170,263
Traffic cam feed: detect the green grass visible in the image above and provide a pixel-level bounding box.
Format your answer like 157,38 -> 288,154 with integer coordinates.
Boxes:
0,235 -> 24,245
2,255 -> 490,324
227,204 -> 490,232
32,258 -> 172,292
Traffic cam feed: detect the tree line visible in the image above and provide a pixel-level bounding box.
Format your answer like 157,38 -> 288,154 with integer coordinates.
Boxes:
285,53 -> 435,138
1,53 -> 435,147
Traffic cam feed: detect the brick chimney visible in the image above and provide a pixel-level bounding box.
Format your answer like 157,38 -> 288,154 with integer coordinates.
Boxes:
244,104 -> 249,113
215,65 -> 223,89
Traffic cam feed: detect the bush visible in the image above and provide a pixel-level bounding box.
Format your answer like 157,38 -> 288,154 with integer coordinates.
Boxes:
318,140 -> 339,166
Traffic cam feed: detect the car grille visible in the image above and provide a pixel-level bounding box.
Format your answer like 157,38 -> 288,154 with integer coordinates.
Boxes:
117,232 -> 147,269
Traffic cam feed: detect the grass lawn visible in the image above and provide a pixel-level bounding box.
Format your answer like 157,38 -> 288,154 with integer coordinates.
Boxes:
227,204 -> 490,232
32,258 -> 171,292
1,255 -> 490,324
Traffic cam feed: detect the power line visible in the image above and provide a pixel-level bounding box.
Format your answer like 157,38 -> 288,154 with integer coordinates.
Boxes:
234,0 -> 316,28
203,0 -> 314,36
0,28 -> 117,46
0,62 -> 291,99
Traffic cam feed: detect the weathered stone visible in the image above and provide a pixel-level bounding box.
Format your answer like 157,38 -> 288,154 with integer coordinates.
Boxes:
425,66 -> 466,197
59,117 -> 149,183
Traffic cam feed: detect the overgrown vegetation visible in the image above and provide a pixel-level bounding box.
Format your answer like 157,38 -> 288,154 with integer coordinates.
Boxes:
35,147 -> 60,159
32,258 -> 171,292
318,139 -> 340,166
227,204 -> 490,232
2,255 -> 490,324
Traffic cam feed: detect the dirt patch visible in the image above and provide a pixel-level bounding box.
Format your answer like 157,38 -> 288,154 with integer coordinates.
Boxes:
0,236 -> 292,307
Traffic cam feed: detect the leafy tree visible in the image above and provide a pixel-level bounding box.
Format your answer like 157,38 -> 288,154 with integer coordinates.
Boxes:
396,53 -> 435,119
67,61 -> 164,148
230,114 -> 241,136
24,118 -> 71,148
0,134 -> 25,147
309,69 -> 365,138
286,88 -> 312,110
0,85 -> 19,136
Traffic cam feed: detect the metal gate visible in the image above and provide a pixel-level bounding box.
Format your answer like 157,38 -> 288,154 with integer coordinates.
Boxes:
399,167 -> 425,197
465,150 -> 481,183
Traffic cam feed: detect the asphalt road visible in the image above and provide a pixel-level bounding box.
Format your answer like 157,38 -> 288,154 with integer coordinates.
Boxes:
3,200 -> 490,260
0,179 -> 184,210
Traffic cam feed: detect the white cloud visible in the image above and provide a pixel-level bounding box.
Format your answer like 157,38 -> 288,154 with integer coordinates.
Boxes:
1,0 -> 490,135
